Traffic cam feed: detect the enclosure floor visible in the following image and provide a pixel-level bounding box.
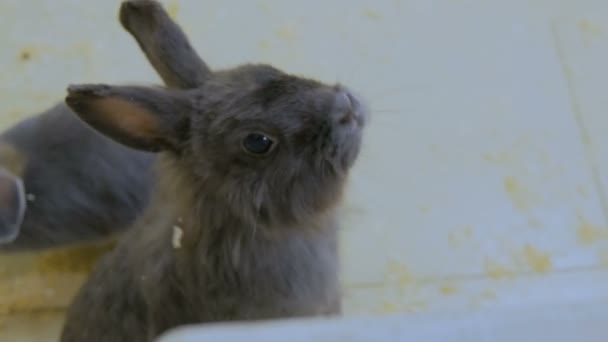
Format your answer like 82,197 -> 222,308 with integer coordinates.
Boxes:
0,312 -> 64,342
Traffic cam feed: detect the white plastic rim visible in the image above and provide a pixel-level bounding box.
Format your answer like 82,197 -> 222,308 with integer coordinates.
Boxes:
156,300 -> 608,342
0,168 -> 27,244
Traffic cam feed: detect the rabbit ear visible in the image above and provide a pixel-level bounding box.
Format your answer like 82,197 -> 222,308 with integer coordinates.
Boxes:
119,0 -> 211,89
65,84 -> 191,152
0,168 -> 26,244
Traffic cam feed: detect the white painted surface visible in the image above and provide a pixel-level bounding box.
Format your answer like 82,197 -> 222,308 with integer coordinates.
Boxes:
159,299 -> 608,342
0,0 -> 607,340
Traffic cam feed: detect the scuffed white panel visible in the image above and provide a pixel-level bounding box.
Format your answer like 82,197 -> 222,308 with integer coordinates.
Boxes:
159,298 -> 608,342
0,0 -> 608,341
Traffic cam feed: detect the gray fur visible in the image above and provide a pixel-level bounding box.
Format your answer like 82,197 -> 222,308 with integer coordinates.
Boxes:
0,0 -> 204,250
61,1 -> 368,341
119,0 -> 211,88
0,103 -> 155,251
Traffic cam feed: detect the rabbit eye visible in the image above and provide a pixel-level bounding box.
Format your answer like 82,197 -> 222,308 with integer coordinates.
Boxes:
242,133 -> 274,155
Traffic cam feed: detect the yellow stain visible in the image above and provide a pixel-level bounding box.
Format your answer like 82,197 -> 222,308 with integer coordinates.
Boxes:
440,284 -> 458,295
16,46 -> 41,63
482,151 -> 512,164
522,245 -> 552,274
257,40 -> 271,51
275,27 -> 297,42
484,258 -> 514,280
363,9 -> 383,21
418,205 -> 431,214
167,1 -> 179,19
503,176 -> 519,194
0,239 -> 116,314
379,301 -> 400,313
19,50 -> 31,61
448,226 -> 474,247
387,261 -> 412,287
503,176 -> 536,210
579,19 -> 604,36
35,239 -> 116,275
577,219 -> 608,245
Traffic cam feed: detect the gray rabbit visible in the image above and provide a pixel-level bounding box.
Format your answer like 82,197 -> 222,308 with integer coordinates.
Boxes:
0,0 -> 208,251
0,103 -> 155,251
60,1 -> 368,341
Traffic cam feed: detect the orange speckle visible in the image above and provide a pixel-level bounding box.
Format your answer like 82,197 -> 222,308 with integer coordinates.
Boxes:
463,226 -> 473,238
387,261 -> 412,288
257,40 -> 271,51
503,176 -> 537,210
167,1 -> 179,19
579,19 -> 604,36
275,27 -> 297,42
19,51 -> 31,61
440,284 -> 458,295
484,258 -> 514,280
363,9 -> 383,21
379,301 -> 399,313
17,47 -> 40,62
482,151 -> 512,164
448,226 -> 474,247
522,245 -> 552,274
577,219 -> 608,245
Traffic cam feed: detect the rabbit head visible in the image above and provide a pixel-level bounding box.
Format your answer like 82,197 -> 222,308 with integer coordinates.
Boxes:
66,1 -> 368,232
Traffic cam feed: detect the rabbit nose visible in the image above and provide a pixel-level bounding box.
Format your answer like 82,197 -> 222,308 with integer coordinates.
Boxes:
333,89 -> 359,125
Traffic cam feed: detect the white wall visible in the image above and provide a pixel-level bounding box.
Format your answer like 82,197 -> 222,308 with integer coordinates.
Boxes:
1,0 -> 608,340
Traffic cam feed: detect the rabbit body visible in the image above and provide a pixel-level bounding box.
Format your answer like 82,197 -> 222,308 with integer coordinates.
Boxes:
61,1 -> 368,341
0,103 -> 155,251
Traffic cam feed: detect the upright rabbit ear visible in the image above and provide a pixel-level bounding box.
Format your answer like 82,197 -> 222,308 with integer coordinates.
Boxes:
0,168 -> 26,244
65,84 -> 191,152
119,0 -> 211,89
